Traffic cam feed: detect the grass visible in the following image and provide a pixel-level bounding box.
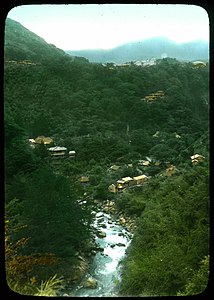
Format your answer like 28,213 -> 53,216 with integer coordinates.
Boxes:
35,274 -> 64,296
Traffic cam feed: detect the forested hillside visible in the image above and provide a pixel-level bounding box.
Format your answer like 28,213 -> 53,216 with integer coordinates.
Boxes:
4,18 -> 209,296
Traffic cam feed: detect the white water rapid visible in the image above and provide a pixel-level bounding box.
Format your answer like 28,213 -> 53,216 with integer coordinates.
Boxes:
66,210 -> 132,297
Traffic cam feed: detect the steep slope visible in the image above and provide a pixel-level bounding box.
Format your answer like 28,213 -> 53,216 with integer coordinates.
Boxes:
4,18 -> 70,62
66,37 -> 209,63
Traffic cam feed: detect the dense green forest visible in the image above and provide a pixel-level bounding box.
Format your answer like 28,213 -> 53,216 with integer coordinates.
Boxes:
4,18 -> 209,296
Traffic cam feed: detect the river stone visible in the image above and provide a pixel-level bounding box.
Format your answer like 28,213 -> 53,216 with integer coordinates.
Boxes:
97,217 -> 105,223
96,212 -> 104,218
83,277 -> 97,289
99,223 -> 107,228
97,231 -> 106,238
118,232 -> 124,237
116,242 -> 126,247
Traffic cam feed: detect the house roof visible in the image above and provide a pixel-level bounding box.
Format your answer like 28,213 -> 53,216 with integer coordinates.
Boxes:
48,146 -> 67,152
80,176 -> 89,183
133,175 -> 148,180
69,150 -> 76,155
121,176 -> 133,182
138,160 -> 150,166
190,154 -> 205,160
110,165 -> 120,171
192,61 -> 206,65
35,136 -> 53,144
29,138 -> 36,143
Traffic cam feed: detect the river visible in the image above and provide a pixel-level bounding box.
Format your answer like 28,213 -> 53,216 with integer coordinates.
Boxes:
64,209 -> 133,297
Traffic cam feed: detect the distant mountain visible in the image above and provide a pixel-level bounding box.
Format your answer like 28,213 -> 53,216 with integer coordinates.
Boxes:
66,37 -> 209,63
5,18 -> 208,65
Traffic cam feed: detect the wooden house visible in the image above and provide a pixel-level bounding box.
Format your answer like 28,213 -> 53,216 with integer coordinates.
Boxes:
69,150 -> 76,158
133,174 -> 148,184
35,136 -> 53,145
144,91 -> 165,103
190,154 -> 205,164
192,61 -> 206,68
48,146 -> 67,157
162,165 -> 178,176
80,176 -> 90,183
108,184 -> 117,193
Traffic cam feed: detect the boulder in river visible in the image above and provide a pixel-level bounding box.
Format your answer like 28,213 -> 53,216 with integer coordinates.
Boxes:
97,231 -> 106,238
116,242 -> 126,247
96,212 -> 104,218
83,277 -> 98,289
97,217 -> 105,223
99,223 -> 107,228
118,232 -> 124,237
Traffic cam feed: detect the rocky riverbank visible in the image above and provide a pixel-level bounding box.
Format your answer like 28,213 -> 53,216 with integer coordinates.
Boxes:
99,199 -> 138,232
59,198 -> 135,296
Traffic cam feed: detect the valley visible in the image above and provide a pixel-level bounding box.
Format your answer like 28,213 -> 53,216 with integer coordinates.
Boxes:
4,18 -> 209,297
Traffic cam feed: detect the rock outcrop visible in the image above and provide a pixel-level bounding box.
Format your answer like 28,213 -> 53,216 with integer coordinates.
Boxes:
83,277 -> 98,289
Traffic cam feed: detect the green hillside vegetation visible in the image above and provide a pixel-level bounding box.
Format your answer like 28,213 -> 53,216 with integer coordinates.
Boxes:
4,18 -> 209,296
118,162 -> 209,296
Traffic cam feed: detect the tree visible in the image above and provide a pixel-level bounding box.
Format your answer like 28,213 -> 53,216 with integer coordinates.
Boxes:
12,167 -> 92,260
4,112 -> 38,180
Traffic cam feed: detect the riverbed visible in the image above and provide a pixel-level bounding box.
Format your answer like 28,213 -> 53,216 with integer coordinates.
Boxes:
64,209 -> 133,297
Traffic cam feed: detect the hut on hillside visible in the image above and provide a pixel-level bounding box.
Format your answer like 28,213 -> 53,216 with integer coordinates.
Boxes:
48,146 -> 67,157
35,136 -> 53,145
190,154 -> 205,164
133,174 -> 148,184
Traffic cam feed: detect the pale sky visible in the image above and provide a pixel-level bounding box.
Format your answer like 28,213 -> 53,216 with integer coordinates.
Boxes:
7,4 -> 209,50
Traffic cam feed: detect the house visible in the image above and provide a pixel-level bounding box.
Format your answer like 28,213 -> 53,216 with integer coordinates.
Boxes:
133,175 -> 148,185
144,95 -> 156,102
162,165 -> 178,176
110,165 -> 120,171
192,61 -> 206,68
138,160 -> 150,166
122,176 -> 134,184
69,150 -> 76,158
35,136 -> 53,145
116,177 -> 134,190
109,173 -> 149,193
190,154 -> 205,164
80,176 -> 90,183
144,91 -> 165,103
28,138 -> 36,148
48,146 -> 67,157
154,90 -> 165,97
174,132 -> 181,139
108,184 -> 117,193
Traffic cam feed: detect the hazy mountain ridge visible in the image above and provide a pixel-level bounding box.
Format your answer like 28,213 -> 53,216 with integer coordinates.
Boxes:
66,37 -> 209,63
4,18 -> 208,64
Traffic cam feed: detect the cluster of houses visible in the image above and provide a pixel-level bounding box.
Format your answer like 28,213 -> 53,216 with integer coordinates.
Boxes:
102,58 -> 157,69
6,60 -> 37,66
142,90 -> 165,103
28,136 -> 205,194
108,174 -> 148,193
108,152 -> 205,193
28,136 -> 75,158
